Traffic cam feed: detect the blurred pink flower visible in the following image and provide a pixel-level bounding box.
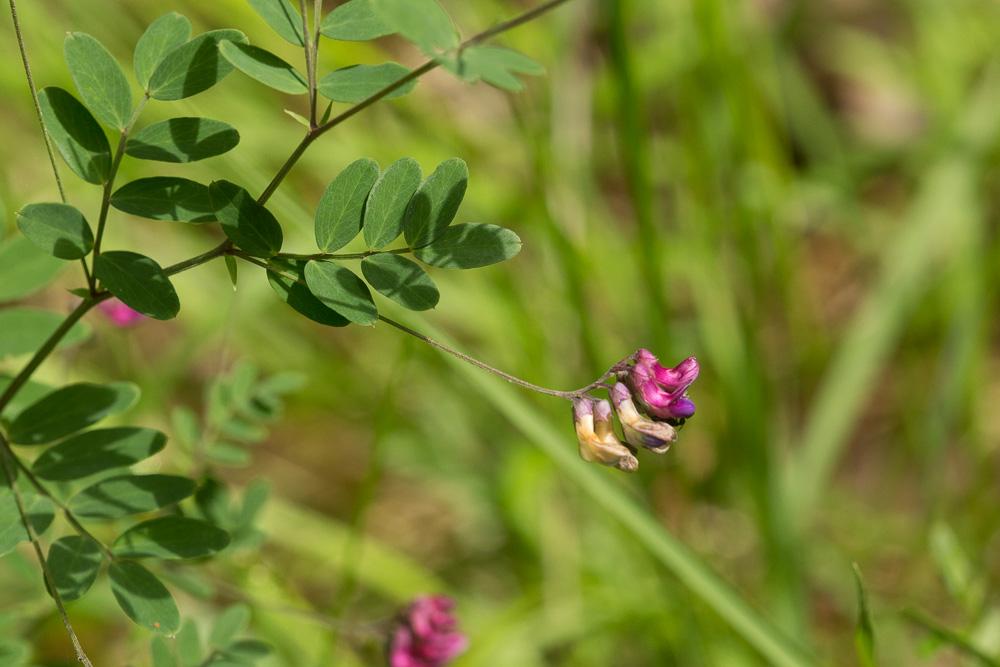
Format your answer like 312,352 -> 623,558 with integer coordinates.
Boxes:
389,596 -> 467,667
97,298 -> 144,327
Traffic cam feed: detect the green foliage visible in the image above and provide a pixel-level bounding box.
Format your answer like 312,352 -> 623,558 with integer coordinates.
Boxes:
108,560 -> 180,634
112,516 -> 230,559
0,308 -> 90,358
304,260 -> 378,325
37,87 -> 111,184
414,223 -> 522,269
31,427 -> 167,481
361,253 -> 438,310
64,32 -> 132,130
317,63 -> 414,103
267,258 -> 350,327
247,0 -> 304,46
314,158 -> 379,252
447,45 -> 545,92
46,535 -> 103,601
209,181 -> 283,258
0,236 -> 64,302
0,490 -> 54,557
210,604 -> 251,647
363,157 -> 421,249
218,41 -> 308,95
111,176 -> 216,223
148,30 -> 248,100
403,158 -> 468,247
852,564 -> 877,667
7,382 -> 139,445
69,474 -> 196,519
320,0 -> 393,41
126,117 -> 240,163
15,202 -> 94,259
134,12 -> 192,90
372,0 -> 457,56
94,251 -> 181,320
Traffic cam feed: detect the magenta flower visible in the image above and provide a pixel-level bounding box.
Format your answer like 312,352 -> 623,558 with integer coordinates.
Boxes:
630,350 -> 699,421
389,596 -> 468,667
97,299 -> 144,327
572,398 -> 638,472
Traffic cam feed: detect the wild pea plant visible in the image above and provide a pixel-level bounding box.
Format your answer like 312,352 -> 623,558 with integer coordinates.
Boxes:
0,0 -> 706,664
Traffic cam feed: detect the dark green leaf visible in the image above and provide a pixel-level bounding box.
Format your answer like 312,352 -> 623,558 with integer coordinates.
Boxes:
37,87 -> 111,185
126,117 -> 239,163
109,560 -> 180,634
47,535 -> 103,601
0,308 -> 91,358
317,63 -> 414,103
403,158 -> 467,247
372,0 -> 457,55
321,0 -> 394,41
266,258 -> 349,327
414,222 -> 521,268
113,516 -> 230,559
94,251 -> 180,320
219,41 -> 308,95
16,202 -> 94,259
0,376 -> 53,423
135,12 -> 192,90
304,261 -> 378,325
111,177 -> 215,223
64,32 -> 132,130
853,563 -> 877,667
0,491 -> 54,556
248,0 -> 304,46
361,253 -> 438,310
447,45 -> 545,92
210,181 -> 283,257
315,158 -> 379,252
149,30 -> 248,101
70,474 -> 196,520
8,382 -> 139,445
210,603 -> 250,648
363,157 -> 421,249
225,255 -> 239,290
32,427 -> 167,481
0,235 -> 64,302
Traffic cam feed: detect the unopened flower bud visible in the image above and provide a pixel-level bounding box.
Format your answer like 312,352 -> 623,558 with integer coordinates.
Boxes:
651,356 -> 699,391
628,350 -> 698,421
573,399 -> 638,472
610,383 -> 676,454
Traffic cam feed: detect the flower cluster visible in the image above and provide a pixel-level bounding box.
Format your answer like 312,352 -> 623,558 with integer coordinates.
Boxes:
574,349 -> 699,472
389,596 -> 468,667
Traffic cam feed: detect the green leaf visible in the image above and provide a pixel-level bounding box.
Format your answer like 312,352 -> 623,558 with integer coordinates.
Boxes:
109,560 -> 180,634
64,32 -> 132,130
148,30 -> 249,101
176,620 -> 202,667
46,535 -> 103,601
321,0 -> 394,41
113,516 -> 230,559
361,253 -> 438,310
248,0 -> 304,46
266,258 -> 349,327
151,636 -> 177,667
304,261 -> 378,325
0,308 -> 90,358
15,202 -> 94,259
135,12 -> 192,90
0,639 -> 30,667
37,87 -> 111,185
447,45 -> 545,92
315,158 -> 379,252
218,41 -> 308,95
206,443 -> 250,467
414,223 -> 521,269
126,117 -> 240,163
111,177 -> 216,223
852,563 -> 877,667
32,427 -> 167,481
225,255 -> 239,290
8,382 -> 139,445
209,181 -> 283,257
219,639 -> 271,662
317,63 -> 414,104
70,474 -> 196,520
94,251 -> 181,320
363,157 -> 421,249
0,235 -> 64,302
372,0 -> 457,55
402,158 -> 467,247
210,604 -> 250,648
0,490 -> 54,557
0,376 -> 53,423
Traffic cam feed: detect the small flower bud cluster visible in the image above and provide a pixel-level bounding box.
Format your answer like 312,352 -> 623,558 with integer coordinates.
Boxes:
573,350 -> 699,472
388,596 -> 467,667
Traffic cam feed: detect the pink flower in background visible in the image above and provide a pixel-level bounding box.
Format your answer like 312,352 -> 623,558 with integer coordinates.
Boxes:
389,596 -> 467,667
97,299 -> 144,327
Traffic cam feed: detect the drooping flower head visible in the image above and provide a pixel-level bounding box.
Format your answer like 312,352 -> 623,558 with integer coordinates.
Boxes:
389,596 -> 467,667
573,398 -> 638,472
97,298 -> 144,328
610,382 -> 676,454
629,350 -> 699,422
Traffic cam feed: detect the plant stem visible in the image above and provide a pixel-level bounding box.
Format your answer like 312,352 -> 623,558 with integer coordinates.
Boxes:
299,0 -> 318,127
0,436 -> 94,667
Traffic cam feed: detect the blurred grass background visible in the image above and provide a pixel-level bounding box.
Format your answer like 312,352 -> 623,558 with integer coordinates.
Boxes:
2,0 -> 1000,664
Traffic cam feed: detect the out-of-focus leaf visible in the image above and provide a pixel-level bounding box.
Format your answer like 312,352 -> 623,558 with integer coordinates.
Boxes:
304,261 -> 378,325
109,560 -> 180,634
361,253 -> 438,310
151,635 -> 177,667
16,202 -> 94,259
64,32 -> 132,130
210,603 -> 250,648
206,443 -> 251,467
402,158 -> 467,247
8,382 -> 139,445
126,117 -> 239,163
47,535 -> 103,601
363,157 -> 420,249
414,223 -> 521,269
248,0 -> 304,45
321,0 -> 394,41
113,516 -> 230,559
135,12 -> 192,90
853,563 -> 877,667
70,474 -> 196,519
209,180 -> 283,258
371,0 -> 457,55
176,619 -> 202,667
94,251 -> 180,320
32,427 -> 166,481
446,45 -> 545,92
314,158 -> 379,252
0,491 -> 55,556
317,63 -> 414,103
0,308 -> 91,358
149,30 -> 248,101
111,176 -> 216,223
0,236 -> 64,302
37,87 -> 111,185
219,41 -> 308,95
266,258 -> 349,327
